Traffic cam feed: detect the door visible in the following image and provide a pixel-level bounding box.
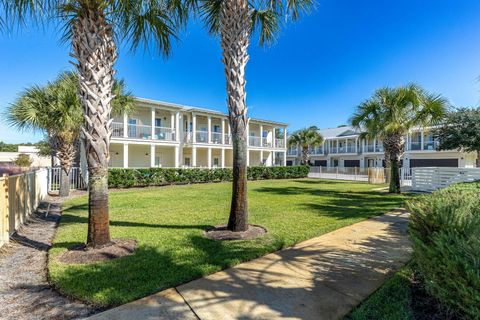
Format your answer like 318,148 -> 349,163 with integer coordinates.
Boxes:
128,118 -> 137,138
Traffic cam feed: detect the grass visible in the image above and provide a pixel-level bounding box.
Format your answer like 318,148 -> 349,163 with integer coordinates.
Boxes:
48,178 -> 407,306
347,264 -> 414,320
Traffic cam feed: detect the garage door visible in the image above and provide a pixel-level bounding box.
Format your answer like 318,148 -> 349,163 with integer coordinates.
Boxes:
410,158 -> 459,168
314,160 -> 327,167
344,160 -> 360,167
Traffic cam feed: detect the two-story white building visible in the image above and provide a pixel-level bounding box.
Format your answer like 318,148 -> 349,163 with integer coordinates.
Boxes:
109,98 -> 288,168
287,126 -> 477,170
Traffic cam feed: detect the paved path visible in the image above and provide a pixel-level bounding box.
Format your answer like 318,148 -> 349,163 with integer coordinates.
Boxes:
0,194 -> 94,320
90,210 -> 411,320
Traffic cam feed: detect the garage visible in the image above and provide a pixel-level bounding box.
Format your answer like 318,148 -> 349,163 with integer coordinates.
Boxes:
410,158 -> 459,168
313,160 -> 327,167
344,160 -> 360,167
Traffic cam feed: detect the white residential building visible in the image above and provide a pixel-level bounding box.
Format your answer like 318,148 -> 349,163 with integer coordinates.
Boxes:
109,98 -> 288,168
287,126 -> 477,170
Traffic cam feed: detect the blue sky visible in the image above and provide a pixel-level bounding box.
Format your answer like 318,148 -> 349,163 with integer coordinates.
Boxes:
1,0 -> 480,143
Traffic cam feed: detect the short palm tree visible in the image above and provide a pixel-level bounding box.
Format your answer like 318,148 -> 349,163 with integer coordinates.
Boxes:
7,0 -> 185,248
350,84 -> 448,193
288,126 -> 324,165
196,0 -> 314,232
6,71 -> 134,197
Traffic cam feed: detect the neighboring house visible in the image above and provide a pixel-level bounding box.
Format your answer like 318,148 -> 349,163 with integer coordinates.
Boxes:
0,146 -> 51,168
287,126 -> 477,170
109,98 -> 288,168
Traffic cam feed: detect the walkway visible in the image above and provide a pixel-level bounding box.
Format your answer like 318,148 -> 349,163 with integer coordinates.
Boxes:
0,193 -> 95,320
90,209 -> 411,320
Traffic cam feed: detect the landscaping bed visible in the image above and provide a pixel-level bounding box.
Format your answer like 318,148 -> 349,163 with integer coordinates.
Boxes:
48,178 -> 406,307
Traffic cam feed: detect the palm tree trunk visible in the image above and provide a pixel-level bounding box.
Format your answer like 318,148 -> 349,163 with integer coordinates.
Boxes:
384,133 -> 404,194
59,168 -> 71,197
477,150 -> 480,168
56,140 -> 76,197
302,147 -> 309,165
72,5 -> 116,247
221,0 -> 250,232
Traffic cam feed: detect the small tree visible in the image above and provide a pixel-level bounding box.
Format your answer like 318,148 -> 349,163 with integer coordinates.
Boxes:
13,154 -> 33,167
288,126 -> 324,165
435,107 -> 480,167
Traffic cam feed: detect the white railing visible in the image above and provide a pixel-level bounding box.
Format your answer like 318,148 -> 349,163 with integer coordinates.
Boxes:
154,126 -> 175,141
127,124 -> 151,139
183,131 -> 192,143
196,131 -> 208,143
275,139 -> 285,148
309,166 -> 369,181
400,168 -> 412,187
224,134 -> 231,144
112,122 -> 124,137
412,167 -> 480,192
423,140 -> 439,151
48,167 -> 86,191
249,136 -> 261,147
211,132 -> 222,144
262,139 -> 272,148
364,144 -> 375,153
287,149 -> 298,156
409,141 -> 422,151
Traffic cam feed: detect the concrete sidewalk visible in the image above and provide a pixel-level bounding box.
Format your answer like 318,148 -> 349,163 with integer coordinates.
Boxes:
89,210 -> 411,320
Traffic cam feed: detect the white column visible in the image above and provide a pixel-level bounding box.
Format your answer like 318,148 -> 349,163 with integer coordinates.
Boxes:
373,138 -> 377,152
247,150 -> 250,166
260,150 -> 264,165
221,119 -> 225,144
175,111 -> 180,142
207,147 -> 212,168
192,147 -> 197,167
283,151 -> 287,166
260,124 -> 263,147
420,129 -> 424,150
150,145 -> 155,167
170,112 -> 175,141
228,122 -> 231,144
283,127 -> 287,150
123,113 -> 128,138
272,151 -> 276,166
207,116 -> 212,144
187,113 -> 191,136
151,108 -> 155,139
221,148 -> 225,168
192,113 -> 197,143
123,143 -> 129,168
174,146 -> 180,168
355,137 -> 358,153
273,128 -> 276,148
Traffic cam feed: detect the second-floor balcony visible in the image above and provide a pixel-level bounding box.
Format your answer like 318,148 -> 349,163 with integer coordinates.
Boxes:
287,149 -> 298,156
211,132 -> 222,144
112,122 -> 175,141
275,139 -> 285,148
249,136 -> 261,147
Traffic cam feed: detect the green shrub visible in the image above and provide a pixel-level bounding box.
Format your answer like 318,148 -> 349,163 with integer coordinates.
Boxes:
407,187 -> 480,319
108,166 -> 309,188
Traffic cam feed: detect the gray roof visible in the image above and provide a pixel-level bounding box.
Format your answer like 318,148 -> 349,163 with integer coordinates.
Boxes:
317,126 -> 362,139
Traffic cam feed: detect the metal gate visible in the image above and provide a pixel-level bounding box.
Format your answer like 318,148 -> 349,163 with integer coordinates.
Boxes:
48,167 -> 87,191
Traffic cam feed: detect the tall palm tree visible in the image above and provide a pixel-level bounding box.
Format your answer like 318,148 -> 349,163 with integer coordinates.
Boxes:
7,0 -> 185,248
288,126 -> 324,165
6,72 -> 134,197
350,84 -> 448,193
196,0 -> 314,232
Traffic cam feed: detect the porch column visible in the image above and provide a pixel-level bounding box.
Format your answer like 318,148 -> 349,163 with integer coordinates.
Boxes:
260,150 -> 264,165
187,113 -> 191,138
207,116 -> 212,144
192,113 -> 197,143
175,111 -> 180,142
221,119 -> 225,144
174,146 -> 180,168
123,143 -> 128,168
221,148 -> 225,168
272,151 -> 276,166
283,152 -> 287,166
150,145 -> 155,167
260,124 -> 263,147
151,108 -> 155,139
273,127 -> 276,148
207,147 -> 212,168
373,138 -> 377,152
420,129 -> 424,150
283,127 -> 287,149
123,113 -> 128,138
192,147 -> 197,167
228,122 -> 231,144
170,112 -> 175,141
247,150 -> 250,166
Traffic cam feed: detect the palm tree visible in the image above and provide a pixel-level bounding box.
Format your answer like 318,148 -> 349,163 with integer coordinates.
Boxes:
7,0 -> 185,248
6,72 -> 134,197
350,84 -> 448,193
196,0 -> 314,232
288,126 -> 324,165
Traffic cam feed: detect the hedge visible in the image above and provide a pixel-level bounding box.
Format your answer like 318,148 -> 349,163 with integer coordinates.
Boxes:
407,183 -> 480,319
108,166 -> 310,188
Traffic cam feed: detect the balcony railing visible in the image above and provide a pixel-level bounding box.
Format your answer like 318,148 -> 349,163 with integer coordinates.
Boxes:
262,139 -> 272,148
112,122 -> 175,141
224,134 -> 231,144
211,132 -> 222,144
183,132 -> 192,143
112,122 -> 124,137
423,140 -> 439,151
330,147 -> 338,154
249,136 -> 261,147
364,144 -> 374,153
128,124 -> 152,139
287,149 -> 298,156
409,141 -> 422,151
275,139 -> 285,148
347,146 -> 356,153
375,145 -> 384,152
196,131 -> 208,143
154,127 -> 175,141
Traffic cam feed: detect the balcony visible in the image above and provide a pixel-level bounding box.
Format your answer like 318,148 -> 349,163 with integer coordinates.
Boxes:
112,122 -> 124,137
154,127 -> 175,141
112,122 -> 175,141
347,146 -> 356,153
364,144 -> 375,153
249,136 -> 261,147
409,141 -> 422,151
262,139 -> 272,148
196,131 -> 208,143
375,145 -> 384,152
423,140 -> 439,151
287,149 -> 298,156
211,132 -> 222,144
308,147 -> 323,155
224,134 -> 231,144
275,139 -> 285,148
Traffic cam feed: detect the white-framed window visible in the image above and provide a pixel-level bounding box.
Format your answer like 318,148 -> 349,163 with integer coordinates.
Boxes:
155,118 -> 162,127
184,157 -> 191,166
128,118 -> 138,137
213,158 -> 219,166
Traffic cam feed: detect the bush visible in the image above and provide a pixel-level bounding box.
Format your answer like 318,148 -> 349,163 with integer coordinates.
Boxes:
407,186 -> 480,319
108,166 -> 309,188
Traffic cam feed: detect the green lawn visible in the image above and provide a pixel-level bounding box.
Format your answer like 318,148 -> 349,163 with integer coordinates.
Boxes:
346,264 -> 414,320
49,179 -> 407,306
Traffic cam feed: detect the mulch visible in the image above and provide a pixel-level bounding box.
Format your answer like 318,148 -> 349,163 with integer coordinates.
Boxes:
204,224 -> 267,241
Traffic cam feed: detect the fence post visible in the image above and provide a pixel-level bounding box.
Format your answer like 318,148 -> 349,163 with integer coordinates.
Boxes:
1,174 -> 9,246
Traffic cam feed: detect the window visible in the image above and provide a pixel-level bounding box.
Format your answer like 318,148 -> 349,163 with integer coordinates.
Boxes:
184,157 -> 191,166
213,125 -> 220,133
213,158 -> 219,166
155,118 -> 162,127
128,118 -> 137,137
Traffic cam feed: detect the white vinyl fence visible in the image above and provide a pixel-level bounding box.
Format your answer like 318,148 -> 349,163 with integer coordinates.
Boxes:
400,168 -> 412,187
412,167 -> 480,192
48,167 -> 86,191
309,166 -> 369,181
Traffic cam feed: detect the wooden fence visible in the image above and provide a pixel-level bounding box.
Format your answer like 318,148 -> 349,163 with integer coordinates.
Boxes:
412,167 -> 480,192
0,169 -> 48,248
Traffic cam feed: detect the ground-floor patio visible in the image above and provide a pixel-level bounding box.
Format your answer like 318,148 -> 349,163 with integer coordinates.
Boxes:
109,142 -> 287,168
